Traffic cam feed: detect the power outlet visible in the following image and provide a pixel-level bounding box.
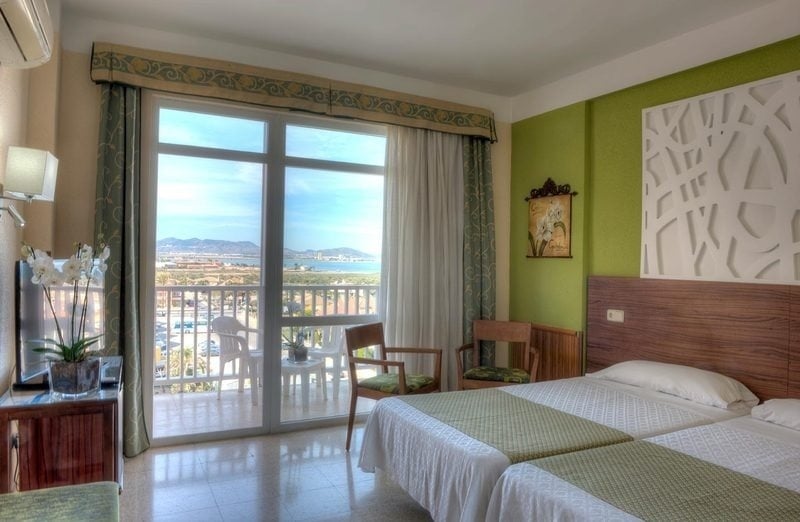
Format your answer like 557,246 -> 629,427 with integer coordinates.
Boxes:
606,309 -> 625,323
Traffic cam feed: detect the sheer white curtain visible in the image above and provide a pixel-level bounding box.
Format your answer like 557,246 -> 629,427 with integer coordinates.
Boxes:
379,126 -> 464,391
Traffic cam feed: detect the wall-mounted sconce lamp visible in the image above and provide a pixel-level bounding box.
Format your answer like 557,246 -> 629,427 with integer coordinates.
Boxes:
0,146 -> 59,228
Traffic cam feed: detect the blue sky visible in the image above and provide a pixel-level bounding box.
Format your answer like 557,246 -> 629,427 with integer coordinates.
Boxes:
156,109 -> 385,256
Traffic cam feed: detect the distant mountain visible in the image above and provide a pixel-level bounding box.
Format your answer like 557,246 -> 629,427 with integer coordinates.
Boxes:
157,237 -> 260,256
157,238 -> 374,259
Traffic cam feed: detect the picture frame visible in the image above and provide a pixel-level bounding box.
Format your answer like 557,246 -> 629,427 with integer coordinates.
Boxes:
525,178 -> 577,258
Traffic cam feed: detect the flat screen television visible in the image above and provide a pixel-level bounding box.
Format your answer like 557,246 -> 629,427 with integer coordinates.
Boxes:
14,260 -> 49,387
14,260 -> 106,389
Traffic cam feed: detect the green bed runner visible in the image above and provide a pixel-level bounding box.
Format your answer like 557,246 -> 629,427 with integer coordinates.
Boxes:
534,440 -> 800,521
398,389 -> 632,463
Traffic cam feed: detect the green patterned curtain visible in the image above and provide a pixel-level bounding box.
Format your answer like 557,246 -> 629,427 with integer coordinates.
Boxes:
95,84 -> 150,457
462,136 -> 496,365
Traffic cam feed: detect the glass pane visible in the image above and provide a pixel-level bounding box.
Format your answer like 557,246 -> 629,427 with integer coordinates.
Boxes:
159,108 -> 267,153
156,154 -> 263,246
282,167 -> 382,318
286,125 -> 386,166
153,153 -> 264,438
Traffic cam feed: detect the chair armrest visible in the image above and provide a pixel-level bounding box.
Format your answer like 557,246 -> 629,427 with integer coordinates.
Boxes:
455,343 -> 472,356
348,356 -> 405,368
348,357 -> 408,393
385,347 -> 441,355
455,343 -> 473,377
527,346 -> 541,382
385,347 -> 442,390
216,332 -> 249,354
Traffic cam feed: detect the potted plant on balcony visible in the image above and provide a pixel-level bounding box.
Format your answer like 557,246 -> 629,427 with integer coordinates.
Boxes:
22,241 -> 110,399
284,331 -> 308,362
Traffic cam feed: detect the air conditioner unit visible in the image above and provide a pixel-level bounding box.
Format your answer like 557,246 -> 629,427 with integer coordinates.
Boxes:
0,0 -> 53,68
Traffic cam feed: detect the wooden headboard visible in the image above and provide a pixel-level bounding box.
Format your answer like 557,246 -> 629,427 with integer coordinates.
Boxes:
587,276 -> 800,400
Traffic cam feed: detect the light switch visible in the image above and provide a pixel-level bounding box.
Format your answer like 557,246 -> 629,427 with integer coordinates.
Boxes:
606,309 -> 625,323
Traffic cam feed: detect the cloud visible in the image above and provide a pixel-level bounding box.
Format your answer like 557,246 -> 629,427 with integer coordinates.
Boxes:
155,114 -> 386,253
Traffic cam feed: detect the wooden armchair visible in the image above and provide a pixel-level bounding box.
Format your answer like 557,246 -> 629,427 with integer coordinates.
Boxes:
456,319 -> 537,390
345,322 -> 442,451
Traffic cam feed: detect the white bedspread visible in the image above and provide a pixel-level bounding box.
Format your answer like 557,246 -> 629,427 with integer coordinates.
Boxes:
485,416 -> 800,521
358,377 -> 742,522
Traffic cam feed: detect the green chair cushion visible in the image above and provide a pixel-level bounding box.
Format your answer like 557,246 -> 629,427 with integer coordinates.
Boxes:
463,366 -> 530,384
360,373 -> 436,393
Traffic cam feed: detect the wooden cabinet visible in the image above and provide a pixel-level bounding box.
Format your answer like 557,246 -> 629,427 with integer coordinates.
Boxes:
0,387 -> 122,493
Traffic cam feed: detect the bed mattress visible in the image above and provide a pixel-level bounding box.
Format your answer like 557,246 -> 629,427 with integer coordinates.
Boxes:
358,377 -> 743,522
485,416 -> 800,521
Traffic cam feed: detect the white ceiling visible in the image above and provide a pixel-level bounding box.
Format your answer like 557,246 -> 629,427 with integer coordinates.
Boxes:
60,0 -> 776,97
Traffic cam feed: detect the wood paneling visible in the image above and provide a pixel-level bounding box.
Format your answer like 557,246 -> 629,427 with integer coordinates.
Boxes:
587,277 -> 791,401
790,286 -> 800,398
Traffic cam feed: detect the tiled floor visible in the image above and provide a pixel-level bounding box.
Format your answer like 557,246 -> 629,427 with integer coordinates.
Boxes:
152,378 -> 375,438
121,425 -> 432,521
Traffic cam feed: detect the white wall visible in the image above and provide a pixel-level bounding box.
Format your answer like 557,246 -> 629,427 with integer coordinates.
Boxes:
60,12 -> 512,123
512,0 -> 800,121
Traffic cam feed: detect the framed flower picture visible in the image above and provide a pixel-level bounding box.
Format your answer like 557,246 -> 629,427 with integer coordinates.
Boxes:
525,178 -> 577,258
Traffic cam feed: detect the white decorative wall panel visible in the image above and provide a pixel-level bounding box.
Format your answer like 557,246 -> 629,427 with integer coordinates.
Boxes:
641,70 -> 800,284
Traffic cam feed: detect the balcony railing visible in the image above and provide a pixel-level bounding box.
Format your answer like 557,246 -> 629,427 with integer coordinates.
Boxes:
153,284 -> 378,392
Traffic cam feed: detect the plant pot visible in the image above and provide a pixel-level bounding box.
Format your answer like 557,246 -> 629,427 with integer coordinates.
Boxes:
291,346 -> 308,362
48,358 -> 101,399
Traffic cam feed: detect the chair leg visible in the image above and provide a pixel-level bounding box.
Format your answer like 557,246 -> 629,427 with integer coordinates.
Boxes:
238,360 -> 246,393
217,361 -> 224,400
346,390 -> 358,451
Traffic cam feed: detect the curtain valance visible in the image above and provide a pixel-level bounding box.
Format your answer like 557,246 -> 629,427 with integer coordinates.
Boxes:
90,42 -> 496,141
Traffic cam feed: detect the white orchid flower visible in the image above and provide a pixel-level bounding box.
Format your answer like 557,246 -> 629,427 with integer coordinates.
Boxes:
21,240 -> 111,360
61,256 -> 83,283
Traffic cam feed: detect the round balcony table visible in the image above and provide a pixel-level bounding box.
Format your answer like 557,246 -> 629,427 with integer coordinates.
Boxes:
281,357 -> 327,411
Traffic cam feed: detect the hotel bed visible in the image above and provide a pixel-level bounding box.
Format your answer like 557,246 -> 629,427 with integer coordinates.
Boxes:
359,362 -> 755,522
358,277 -> 800,522
485,401 -> 800,521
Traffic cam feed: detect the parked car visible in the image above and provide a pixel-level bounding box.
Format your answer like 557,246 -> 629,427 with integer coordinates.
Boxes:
173,319 -> 194,332
173,318 -> 210,333
198,339 -> 219,356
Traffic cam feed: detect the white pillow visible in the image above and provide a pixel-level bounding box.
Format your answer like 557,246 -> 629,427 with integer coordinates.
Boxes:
588,360 -> 759,410
751,399 -> 800,431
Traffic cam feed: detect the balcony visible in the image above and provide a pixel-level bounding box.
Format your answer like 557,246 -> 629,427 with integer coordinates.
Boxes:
152,284 -> 379,438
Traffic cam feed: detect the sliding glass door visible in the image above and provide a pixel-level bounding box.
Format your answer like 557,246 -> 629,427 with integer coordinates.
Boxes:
280,124 -> 385,422
141,93 -> 386,443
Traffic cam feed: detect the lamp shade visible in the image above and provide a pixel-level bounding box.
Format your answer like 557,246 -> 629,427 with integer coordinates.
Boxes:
4,146 -> 58,201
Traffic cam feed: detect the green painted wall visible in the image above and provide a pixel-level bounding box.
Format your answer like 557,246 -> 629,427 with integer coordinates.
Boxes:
589,34 -> 800,276
510,102 -> 588,331
509,34 -> 800,335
